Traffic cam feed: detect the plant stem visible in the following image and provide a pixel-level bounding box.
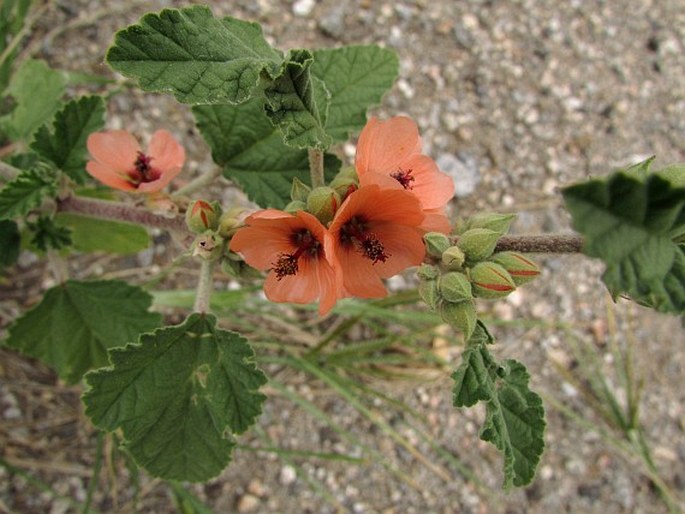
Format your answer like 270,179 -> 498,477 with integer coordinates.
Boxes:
171,166 -> 224,199
193,259 -> 215,313
0,161 -> 20,181
489,234 -> 583,253
308,148 -> 325,188
82,431 -> 105,514
47,249 -> 69,284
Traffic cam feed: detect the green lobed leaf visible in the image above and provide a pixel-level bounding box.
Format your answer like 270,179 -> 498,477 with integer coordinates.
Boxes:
82,313 -> 268,482
563,172 -> 685,314
0,59 -> 66,141
106,6 -> 283,105
310,45 -> 400,142
0,165 -> 58,220
0,219 -> 20,269
27,216 -> 72,252
30,96 -> 105,184
4,280 -> 161,384
452,322 -> 545,488
55,213 -> 149,254
193,100 -> 340,208
264,49 -> 332,149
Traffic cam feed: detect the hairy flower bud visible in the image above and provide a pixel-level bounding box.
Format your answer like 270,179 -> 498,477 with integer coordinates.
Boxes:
290,177 -> 312,202
490,251 -> 540,286
419,279 -> 441,310
221,251 -> 262,279
441,245 -> 465,270
439,299 -> 477,339
329,166 -> 359,200
417,263 -> 440,281
192,231 -> 224,261
217,207 -> 246,238
284,200 -> 307,213
306,186 -> 341,226
457,228 -> 500,262
186,200 -> 220,233
470,261 -> 516,299
423,232 -> 451,258
439,272 -> 473,303
464,212 -> 516,235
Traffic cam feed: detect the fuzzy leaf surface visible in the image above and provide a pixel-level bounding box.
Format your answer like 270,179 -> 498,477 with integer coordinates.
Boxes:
83,313 -> 267,482
106,6 -> 282,105
264,49 -> 331,149
563,172 -> 685,314
0,59 -> 66,141
193,100 -> 339,208
310,45 -> 399,141
453,323 -> 545,488
0,166 -> 57,220
4,280 -> 161,384
31,96 -> 105,183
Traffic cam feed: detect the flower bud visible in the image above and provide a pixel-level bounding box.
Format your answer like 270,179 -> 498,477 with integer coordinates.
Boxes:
221,251 -> 262,279
439,299 -> 477,339
284,200 -> 307,213
417,263 -> 440,281
329,166 -> 359,200
306,186 -> 341,225
423,232 -> 451,258
490,251 -> 540,286
217,207 -> 246,238
186,200 -> 221,233
464,213 -> 516,235
290,177 -> 312,202
439,272 -> 473,303
457,228 -> 500,262
418,279 -> 441,310
469,261 -> 516,299
192,231 -> 224,261
441,245 -> 465,270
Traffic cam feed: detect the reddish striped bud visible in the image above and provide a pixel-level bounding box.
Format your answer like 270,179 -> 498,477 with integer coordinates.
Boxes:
186,200 -> 220,233
469,261 -> 516,299
490,251 -> 540,286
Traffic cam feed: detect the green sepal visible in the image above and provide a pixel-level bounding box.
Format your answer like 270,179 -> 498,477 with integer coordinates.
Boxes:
457,228 -> 500,262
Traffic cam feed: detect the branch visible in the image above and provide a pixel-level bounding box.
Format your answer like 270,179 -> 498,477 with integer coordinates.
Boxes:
493,234 -> 583,253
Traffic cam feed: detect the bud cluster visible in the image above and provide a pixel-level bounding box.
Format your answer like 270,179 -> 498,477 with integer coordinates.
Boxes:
419,213 -> 540,339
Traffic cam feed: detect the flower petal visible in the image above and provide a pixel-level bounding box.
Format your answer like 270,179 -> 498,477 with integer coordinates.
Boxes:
402,154 -> 455,209
147,130 -> 185,173
355,116 -> 422,175
85,161 -> 136,191
230,222 -> 297,270
336,244 -> 388,298
367,222 -> 425,277
87,130 -> 140,170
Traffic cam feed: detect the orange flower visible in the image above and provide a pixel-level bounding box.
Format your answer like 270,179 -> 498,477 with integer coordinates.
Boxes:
355,116 -> 454,232
229,209 -> 341,315
327,184 -> 426,298
86,130 -> 185,193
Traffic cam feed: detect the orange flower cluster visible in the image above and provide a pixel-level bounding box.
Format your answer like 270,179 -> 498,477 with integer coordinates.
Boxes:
231,117 -> 455,315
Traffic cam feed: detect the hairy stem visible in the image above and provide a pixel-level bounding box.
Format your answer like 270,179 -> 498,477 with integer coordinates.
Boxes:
308,148 -> 325,188
172,166 -> 224,199
193,259 -> 215,313
492,234 -> 584,253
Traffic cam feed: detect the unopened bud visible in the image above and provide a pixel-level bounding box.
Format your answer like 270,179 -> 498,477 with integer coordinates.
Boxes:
464,213 -> 516,235
306,186 -> 341,225
217,207 -> 246,238
284,200 -> 307,213
457,228 -> 500,262
490,251 -> 540,286
221,251 -> 262,279
439,272 -> 473,303
329,166 -> 359,200
417,263 -> 440,281
290,177 -> 312,202
192,231 -> 223,261
441,246 -> 465,270
186,200 -> 221,233
418,279 -> 441,310
439,299 -> 477,339
423,232 -> 450,258
470,261 -> 516,299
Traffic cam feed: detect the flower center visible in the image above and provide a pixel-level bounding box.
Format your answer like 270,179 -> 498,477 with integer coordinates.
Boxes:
272,228 -> 322,280
128,151 -> 161,185
390,168 -> 415,190
339,216 -> 389,264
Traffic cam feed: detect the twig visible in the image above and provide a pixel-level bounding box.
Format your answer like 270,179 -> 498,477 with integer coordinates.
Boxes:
308,148 -> 325,188
171,166 -> 224,199
193,259 -> 215,313
492,234 -> 584,253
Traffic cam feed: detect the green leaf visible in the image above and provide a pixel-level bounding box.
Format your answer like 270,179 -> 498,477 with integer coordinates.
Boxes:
0,59 -> 66,141
82,313 -> 267,482
563,172 -> 685,314
0,165 -> 57,220
30,96 -> 105,183
27,215 -> 72,251
55,213 -> 149,254
310,45 -> 400,142
452,323 -> 545,488
4,280 -> 161,384
106,6 -> 283,105
193,100 -> 340,208
0,219 -> 20,268
264,49 -> 331,149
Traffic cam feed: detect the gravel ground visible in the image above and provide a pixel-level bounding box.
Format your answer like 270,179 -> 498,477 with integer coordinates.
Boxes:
1,1 -> 685,513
